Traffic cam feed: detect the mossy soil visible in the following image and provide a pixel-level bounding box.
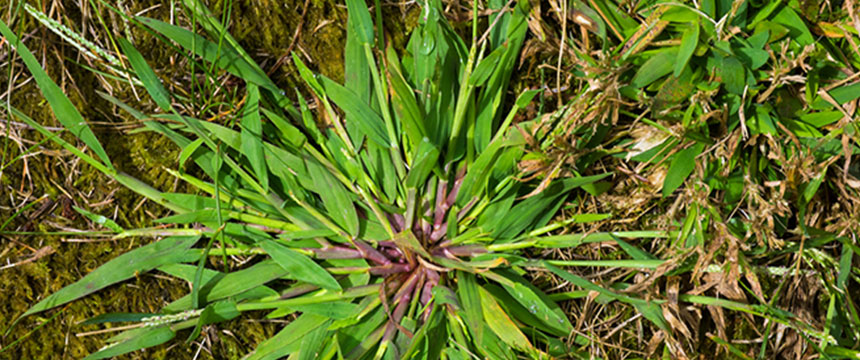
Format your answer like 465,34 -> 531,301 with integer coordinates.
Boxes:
0,1 -> 418,358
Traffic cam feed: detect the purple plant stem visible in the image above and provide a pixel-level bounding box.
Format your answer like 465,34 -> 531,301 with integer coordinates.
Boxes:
420,268 -> 439,306
429,223 -> 447,243
457,197 -> 478,221
433,180 -> 448,228
388,212 -> 405,233
308,246 -> 362,259
443,244 -> 488,257
279,283 -> 319,300
369,263 -> 412,275
381,247 -> 404,261
354,239 -> 391,265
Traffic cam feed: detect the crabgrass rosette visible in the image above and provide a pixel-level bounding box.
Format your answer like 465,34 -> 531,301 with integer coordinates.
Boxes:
2,0 -> 669,358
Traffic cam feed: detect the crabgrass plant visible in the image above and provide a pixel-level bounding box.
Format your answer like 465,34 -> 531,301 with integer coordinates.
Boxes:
0,0 -> 673,358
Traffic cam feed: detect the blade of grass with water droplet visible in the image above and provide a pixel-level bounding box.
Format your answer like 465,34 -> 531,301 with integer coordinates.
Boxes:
478,285 -> 534,352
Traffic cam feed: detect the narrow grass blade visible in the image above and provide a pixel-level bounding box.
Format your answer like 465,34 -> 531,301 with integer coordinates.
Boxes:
544,262 -> 670,331
117,37 -> 172,111
0,19 -> 113,169
82,326 -> 175,360
259,239 -> 341,291
318,75 -> 390,148
478,285 -> 534,352
136,17 -> 277,91
457,271 -> 484,347
164,260 -> 288,312
241,84 -> 269,191
243,314 -> 329,360
23,236 -> 200,317
493,174 -> 612,239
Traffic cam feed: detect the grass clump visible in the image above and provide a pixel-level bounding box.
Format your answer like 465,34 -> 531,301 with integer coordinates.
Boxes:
0,0 -> 665,358
2,0 -> 860,358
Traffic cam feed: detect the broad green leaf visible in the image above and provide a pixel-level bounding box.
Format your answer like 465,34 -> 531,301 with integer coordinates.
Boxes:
82,326 -> 175,360
298,320 -> 332,360
632,48 -> 678,88
268,302 -> 358,320
404,138 -> 440,189
117,37 -> 172,111
469,46 -> 505,86
721,56 -> 745,95
24,236 -> 200,317
735,46 -> 769,70
259,239 -> 341,291
241,84 -> 269,191
344,0 -> 374,45
662,143 -> 704,197
771,7 -> 814,46
674,25 -> 698,77
0,19 -> 113,169
386,46 -> 426,150
178,138 -> 205,170
812,82 -> 860,109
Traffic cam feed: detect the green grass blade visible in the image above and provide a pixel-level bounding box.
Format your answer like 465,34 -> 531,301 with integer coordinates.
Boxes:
259,239 -> 341,291
493,174 -> 612,239
544,262 -> 670,332
478,285 -> 534,352
305,161 -> 360,237
631,47 -> 678,88
0,18 -> 113,169
243,314 -> 330,360
318,74 -> 390,148
82,326 -> 175,360
457,271 -> 484,348
486,270 -> 572,336
163,260 -> 288,312
117,37 -> 172,111
241,84 -> 269,191
23,236 -> 200,317
662,143 -> 704,197
674,24 -> 699,77
136,17 -> 277,91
